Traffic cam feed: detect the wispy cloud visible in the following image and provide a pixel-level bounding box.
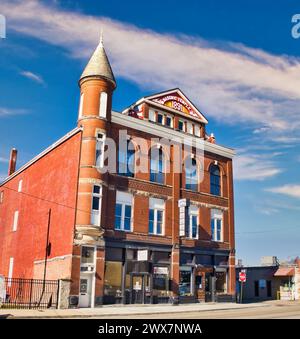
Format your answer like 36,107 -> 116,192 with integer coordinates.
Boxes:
234,151 -> 282,181
20,70 -> 45,84
1,0 -> 300,140
0,157 -> 8,164
0,107 -> 28,117
266,185 -> 300,199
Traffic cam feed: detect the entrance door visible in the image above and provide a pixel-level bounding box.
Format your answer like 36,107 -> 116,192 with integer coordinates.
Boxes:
205,273 -> 216,302
79,275 -> 93,308
131,275 -> 145,304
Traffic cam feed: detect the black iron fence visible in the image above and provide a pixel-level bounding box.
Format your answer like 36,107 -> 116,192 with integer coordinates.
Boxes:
0,278 -> 59,309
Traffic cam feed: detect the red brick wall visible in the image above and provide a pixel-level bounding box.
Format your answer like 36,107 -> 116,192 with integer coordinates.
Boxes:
0,131 -> 82,280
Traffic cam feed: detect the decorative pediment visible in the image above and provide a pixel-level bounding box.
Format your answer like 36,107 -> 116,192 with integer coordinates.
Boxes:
147,89 -> 208,123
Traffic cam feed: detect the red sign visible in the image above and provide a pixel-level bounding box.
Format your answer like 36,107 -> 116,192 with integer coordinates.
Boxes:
239,271 -> 246,283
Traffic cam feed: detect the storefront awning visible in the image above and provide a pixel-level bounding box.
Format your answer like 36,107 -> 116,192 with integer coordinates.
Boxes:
274,267 -> 294,277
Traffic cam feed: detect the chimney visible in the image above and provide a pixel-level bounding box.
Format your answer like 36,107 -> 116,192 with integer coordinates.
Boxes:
8,148 -> 17,176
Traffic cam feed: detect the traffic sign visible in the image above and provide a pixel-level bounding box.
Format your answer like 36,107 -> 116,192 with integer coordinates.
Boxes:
239,271 -> 246,283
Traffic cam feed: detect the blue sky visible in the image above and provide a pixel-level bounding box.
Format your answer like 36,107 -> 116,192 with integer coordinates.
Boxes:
0,0 -> 300,265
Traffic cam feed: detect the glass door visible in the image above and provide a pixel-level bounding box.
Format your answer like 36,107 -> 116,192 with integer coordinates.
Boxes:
131,275 -> 145,304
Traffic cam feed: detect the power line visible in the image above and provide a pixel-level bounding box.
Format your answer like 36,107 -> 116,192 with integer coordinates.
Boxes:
2,183 -> 299,236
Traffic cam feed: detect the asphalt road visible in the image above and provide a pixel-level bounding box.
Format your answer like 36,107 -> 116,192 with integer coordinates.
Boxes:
89,302 -> 300,319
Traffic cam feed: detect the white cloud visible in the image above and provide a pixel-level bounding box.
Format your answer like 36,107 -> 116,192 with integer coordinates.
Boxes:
20,70 -> 45,84
234,152 -> 282,181
0,107 -> 28,117
1,0 -> 300,138
0,157 -> 8,164
266,185 -> 300,199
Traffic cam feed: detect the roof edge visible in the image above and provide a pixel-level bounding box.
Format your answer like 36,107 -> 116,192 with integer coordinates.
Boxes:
0,127 -> 83,186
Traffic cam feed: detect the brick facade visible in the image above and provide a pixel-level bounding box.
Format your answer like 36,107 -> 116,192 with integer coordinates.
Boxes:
0,39 -> 236,307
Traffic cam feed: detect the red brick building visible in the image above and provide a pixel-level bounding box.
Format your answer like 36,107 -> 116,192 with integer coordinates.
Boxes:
0,37 -> 235,307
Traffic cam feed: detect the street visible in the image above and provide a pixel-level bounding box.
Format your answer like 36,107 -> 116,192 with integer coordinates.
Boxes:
96,302 -> 300,319
1,300 -> 299,319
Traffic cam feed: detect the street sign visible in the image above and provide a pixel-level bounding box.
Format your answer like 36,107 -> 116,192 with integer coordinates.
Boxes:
239,271 -> 246,283
137,250 -> 148,261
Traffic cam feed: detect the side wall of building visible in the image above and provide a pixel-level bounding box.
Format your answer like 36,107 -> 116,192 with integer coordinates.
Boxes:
0,131 -> 82,280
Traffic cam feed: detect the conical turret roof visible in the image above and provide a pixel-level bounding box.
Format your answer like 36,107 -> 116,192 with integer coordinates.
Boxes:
79,37 -> 116,88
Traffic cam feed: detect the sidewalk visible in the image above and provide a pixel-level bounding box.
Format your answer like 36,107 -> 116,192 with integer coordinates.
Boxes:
0,301 -> 278,319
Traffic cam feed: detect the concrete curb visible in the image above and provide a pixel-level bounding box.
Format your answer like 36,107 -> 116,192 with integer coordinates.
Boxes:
2,303 -> 272,319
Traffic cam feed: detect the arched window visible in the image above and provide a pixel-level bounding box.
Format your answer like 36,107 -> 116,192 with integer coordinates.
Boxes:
150,147 -> 165,184
210,164 -> 221,196
185,158 -> 198,191
118,140 -> 135,177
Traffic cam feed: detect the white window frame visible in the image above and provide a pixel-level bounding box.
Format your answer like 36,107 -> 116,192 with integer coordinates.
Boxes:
187,122 -> 193,134
91,185 -> 102,226
8,257 -> 14,286
178,119 -> 185,132
194,125 -> 201,137
165,114 -> 173,128
149,109 -> 156,122
99,92 -> 108,118
95,132 -> 106,168
188,205 -> 199,239
115,191 -> 133,232
12,210 -> 19,232
211,209 -> 223,242
18,179 -> 23,192
157,112 -> 164,124
80,245 -> 96,271
149,198 -> 165,236
78,93 -> 84,119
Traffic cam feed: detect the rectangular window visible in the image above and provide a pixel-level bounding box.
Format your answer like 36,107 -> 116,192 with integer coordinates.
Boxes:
78,93 -> 84,119
157,113 -> 163,124
81,246 -> 95,265
114,191 -> 133,232
95,132 -> 105,168
80,246 -> 96,272
91,185 -> 102,226
194,125 -> 200,137
178,120 -> 184,131
0,191 -> 3,204
12,210 -> 19,232
118,139 -> 135,177
187,122 -> 193,134
211,209 -> 223,242
8,257 -> 14,285
99,92 -> 108,118
187,206 -> 198,239
149,110 -> 155,122
179,267 -> 192,296
165,116 -> 172,127
149,198 -> 165,235
18,180 -> 23,192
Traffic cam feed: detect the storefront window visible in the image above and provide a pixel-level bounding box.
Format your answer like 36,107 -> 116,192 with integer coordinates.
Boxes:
104,261 -> 123,299
153,266 -> 170,298
179,267 -> 193,296
215,272 -> 227,293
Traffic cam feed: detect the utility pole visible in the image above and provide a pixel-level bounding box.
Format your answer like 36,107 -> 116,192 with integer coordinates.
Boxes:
43,208 -> 52,283
38,208 -> 51,307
